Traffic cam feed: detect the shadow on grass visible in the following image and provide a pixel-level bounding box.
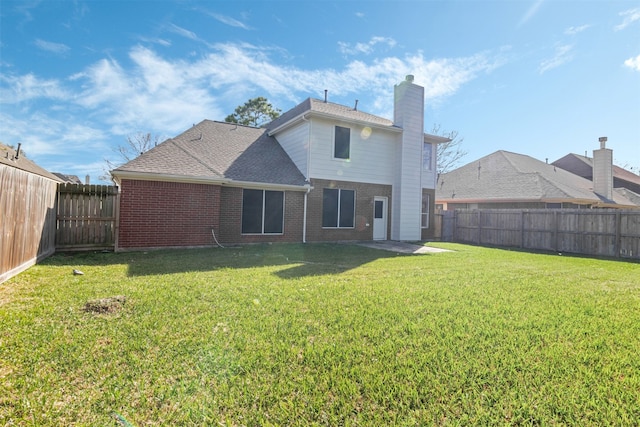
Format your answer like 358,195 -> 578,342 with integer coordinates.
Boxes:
46,243 -> 408,278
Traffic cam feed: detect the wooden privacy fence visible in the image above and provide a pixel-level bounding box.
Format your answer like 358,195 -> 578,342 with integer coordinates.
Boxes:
56,183 -> 118,250
1,164 -> 58,283
447,209 -> 640,260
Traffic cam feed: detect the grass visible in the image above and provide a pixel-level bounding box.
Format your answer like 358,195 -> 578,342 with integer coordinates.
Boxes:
1,242 -> 639,426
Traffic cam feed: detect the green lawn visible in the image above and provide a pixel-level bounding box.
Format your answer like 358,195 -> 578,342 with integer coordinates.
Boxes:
1,243 -> 639,426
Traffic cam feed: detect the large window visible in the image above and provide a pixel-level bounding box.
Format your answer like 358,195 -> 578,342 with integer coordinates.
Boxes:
421,190 -> 430,229
242,189 -> 284,234
322,188 -> 355,228
334,126 -> 350,159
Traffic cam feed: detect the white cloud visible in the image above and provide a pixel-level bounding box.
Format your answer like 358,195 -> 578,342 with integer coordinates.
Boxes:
615,8 -> 640,31
565,24 -> 590,35
34,38 -> 70,55
338,37 -> 397,56
167,23 -> 199,41
0,73 -> 69,103
539,44 -> 574,74
73,46 -> 223,135
624,54 -> 640,71
207,12 -> 252,30
518,0 -> 545,27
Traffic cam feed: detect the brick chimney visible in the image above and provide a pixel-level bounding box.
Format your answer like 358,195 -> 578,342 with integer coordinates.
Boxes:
593,137 -> 613,200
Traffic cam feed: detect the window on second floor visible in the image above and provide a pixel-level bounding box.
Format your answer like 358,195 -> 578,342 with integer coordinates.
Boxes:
423,142 -> 433,171
334,126 -> 350,160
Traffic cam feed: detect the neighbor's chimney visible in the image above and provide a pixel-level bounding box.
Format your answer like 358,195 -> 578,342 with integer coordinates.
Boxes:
593,136 -> 613,200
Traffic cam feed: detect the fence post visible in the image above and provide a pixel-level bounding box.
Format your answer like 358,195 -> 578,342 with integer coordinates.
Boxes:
477,210 -> 482,245
615,210 -> 621,258
520,210 -> 525,248
553,210 -> 559,253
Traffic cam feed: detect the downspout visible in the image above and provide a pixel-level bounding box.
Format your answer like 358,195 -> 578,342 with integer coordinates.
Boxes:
303,185 -> 311,243
302,113 -> 311,181
302,113 -> 311,243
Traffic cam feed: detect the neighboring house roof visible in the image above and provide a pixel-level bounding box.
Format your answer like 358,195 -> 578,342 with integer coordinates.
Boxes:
266,98 -> 397,135
0,143 -> 62,182
553,153 -> 640,191
112,120 -> 308,189
436,150 -> 639,207
52,173 -> 82,184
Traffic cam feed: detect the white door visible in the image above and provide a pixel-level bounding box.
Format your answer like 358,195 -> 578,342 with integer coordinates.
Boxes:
373,197 -> 387,240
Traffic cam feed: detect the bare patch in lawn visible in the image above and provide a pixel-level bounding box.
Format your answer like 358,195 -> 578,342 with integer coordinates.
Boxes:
82,295 -> 127,314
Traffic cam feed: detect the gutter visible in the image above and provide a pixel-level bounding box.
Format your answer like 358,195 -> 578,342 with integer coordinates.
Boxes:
111,171 -> 310,192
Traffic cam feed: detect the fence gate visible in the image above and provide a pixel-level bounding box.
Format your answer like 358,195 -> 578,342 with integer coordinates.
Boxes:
56,183 -> 118,250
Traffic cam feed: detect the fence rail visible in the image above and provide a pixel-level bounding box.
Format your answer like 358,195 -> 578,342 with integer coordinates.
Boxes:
56,183 -> 118,250
439,209 -> 640,260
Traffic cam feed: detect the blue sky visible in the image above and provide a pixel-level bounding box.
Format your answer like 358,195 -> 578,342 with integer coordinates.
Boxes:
1,0 -> 639,183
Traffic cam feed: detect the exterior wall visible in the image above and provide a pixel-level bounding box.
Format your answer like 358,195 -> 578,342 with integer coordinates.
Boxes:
218,187 -> 305,244
392,78 -> 424,241
272,121 -> 310,179
117,179 -> 220,250
307,118 -> 398,185
305,178 -> 392,242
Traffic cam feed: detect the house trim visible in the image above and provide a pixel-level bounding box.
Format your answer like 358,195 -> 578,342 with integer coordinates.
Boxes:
268,111 -> 403,137
112,170 -> 311,192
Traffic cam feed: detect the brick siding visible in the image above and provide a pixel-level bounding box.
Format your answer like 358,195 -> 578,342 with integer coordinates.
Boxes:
305,178 -> 392,242
218,187 -> 304,244
117,179 -> 220,250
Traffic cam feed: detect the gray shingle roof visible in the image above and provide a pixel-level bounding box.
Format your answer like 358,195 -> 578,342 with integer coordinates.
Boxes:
266,98 -> 395,132
553,153 -> 640,187
112,120 -> 307,187
436,150 -> 639,207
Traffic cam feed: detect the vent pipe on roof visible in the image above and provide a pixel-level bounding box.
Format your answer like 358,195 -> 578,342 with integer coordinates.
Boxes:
354,99 -> 359,111
15,143 -> 21,160
324,90 -> 328,103
599,136 -> 607,149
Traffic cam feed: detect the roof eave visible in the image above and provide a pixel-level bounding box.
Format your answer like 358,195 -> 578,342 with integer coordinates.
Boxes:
111,170 -> 311,192
268,110 -> 401,136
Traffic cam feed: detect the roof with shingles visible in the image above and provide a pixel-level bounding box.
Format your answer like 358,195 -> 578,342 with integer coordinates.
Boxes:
553,153 -> 640,186
0,143 -> 62,182
112,120 -> 307,187
436,150 -> 639,207
266,98 -> 396,132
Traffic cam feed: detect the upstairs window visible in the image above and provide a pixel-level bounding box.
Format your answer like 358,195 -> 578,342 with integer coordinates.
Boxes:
322,188 -> 355,228
334,126 -> 351,160
242,189 -> 284,234
423,142 -> 433,171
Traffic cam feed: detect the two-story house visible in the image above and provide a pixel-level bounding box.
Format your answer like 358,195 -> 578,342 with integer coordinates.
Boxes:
111,76 -> 448,250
